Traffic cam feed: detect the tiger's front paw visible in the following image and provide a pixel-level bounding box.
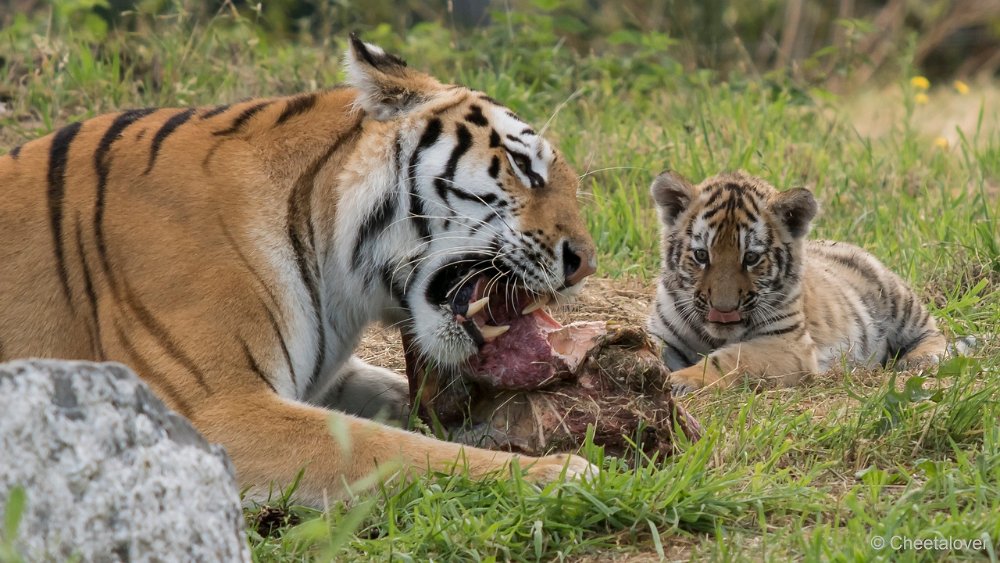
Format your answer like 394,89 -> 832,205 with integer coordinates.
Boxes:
523,453 -> 598,484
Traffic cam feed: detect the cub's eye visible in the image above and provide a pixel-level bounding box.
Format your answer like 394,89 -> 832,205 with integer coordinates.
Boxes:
693,248 -> 709,264
744,251 -> 761,266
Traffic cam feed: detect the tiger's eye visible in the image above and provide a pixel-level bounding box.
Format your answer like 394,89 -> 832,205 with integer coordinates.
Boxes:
512,154 -> 531,175
744,251 -> 761,266
693,249 -> 709,264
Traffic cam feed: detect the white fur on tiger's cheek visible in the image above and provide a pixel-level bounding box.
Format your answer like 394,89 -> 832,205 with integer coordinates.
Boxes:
407,280 -> 478,367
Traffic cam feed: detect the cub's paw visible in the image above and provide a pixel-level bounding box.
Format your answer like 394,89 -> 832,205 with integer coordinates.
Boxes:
669,366 -> 711,396
523,453 -> 598,484
895,354 -> 941,372
671,381 -> 699,397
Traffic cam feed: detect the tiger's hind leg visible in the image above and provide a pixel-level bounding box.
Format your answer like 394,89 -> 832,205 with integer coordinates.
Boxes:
306,355 -> 409,422
887,296 -> 949,370
948,335 -> 978,357
882,278 -> 956,370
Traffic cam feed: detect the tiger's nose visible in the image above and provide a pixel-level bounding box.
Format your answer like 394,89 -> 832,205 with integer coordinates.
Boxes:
707,291 -> 742,314
562,241 -> 597,286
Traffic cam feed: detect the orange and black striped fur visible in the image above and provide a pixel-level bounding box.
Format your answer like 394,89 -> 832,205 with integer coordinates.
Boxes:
647,171 -> 947,395
0,36 -> 599,505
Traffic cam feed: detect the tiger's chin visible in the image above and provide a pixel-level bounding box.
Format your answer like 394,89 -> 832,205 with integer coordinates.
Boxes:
702,316 -> 751,341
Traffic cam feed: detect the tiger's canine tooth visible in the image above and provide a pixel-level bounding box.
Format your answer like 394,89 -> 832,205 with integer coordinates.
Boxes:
479,324 -> 511,340
521,295 -> 551,315
466,297 -> 491,317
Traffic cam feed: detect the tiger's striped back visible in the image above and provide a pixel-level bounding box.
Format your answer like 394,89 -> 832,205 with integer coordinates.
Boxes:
0,93 -> 361,397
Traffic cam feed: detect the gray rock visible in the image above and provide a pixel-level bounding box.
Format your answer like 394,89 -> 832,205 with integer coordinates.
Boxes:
0,360 -> 250,562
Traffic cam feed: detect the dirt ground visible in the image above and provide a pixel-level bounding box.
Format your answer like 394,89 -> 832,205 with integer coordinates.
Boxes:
355,277 -> 656,375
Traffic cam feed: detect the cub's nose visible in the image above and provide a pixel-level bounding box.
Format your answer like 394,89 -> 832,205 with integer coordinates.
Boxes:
562,240 -> 597,286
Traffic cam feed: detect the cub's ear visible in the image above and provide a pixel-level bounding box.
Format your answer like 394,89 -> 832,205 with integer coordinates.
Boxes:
650,171 -> 697,226
345,33 -> 444,120
770,188 -> 818,238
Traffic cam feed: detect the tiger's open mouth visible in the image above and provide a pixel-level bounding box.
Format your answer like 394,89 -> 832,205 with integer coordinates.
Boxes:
426,262 -> 595,389
447,276 -> 550,344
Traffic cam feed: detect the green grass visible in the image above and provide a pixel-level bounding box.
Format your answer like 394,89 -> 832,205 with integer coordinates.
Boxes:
2,8 -> 998,562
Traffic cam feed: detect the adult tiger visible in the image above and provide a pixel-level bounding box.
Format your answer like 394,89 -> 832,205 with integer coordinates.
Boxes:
0,35 -> 598,505
647,170 -> 948,395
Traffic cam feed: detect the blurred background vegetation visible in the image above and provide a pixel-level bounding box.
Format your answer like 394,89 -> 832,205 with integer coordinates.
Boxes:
1,0 -> 997,277
3,0 -> 1000,90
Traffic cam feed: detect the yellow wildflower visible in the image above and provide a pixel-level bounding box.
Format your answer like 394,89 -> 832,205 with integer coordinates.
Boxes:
910,76 -> 930,90
934,137 -> 949,149
953,80 -> 969,94
914,92 -> 929,105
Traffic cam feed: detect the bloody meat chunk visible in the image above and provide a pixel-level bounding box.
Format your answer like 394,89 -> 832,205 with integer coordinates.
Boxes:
403,323 -> 702,459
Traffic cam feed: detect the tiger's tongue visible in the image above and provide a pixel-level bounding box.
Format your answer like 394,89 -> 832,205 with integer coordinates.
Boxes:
707,308 -> 742,323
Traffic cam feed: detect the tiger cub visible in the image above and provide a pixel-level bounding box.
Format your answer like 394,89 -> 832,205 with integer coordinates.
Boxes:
647,170 -> 947,395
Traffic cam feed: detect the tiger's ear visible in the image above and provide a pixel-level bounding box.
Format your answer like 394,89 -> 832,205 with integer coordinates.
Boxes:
651,171 -> 697,227
345,33 -> 444,120
770,188 -> 818,238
